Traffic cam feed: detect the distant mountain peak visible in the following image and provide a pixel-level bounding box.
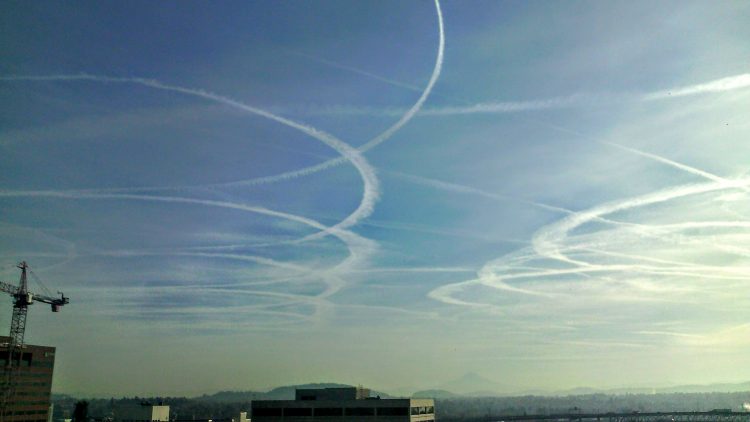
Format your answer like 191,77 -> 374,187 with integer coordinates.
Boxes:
457,372 -> 494,382
438,372 -> 504,395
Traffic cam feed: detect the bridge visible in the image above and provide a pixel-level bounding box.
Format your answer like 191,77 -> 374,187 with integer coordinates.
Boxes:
452,411 -> 750,422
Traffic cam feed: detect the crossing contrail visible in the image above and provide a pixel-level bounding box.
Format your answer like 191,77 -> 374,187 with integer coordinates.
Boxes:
295,73 -> 750,117
0,0 -> 446,233
209,0 -> 446,194
0,1 -> 449,327
285,49 -> 427,95
602,142 -> 729,184
428,175 -> 750,312
387,170 -> 574,215
0,74 -> 380,238
0,189 -> 374,322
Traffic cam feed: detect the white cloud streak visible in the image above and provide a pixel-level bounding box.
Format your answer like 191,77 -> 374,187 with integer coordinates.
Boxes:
0,0 -> 447,326
0,189 -> 379,323
295,73 -> 750,117
0,74 -> 379,239
428,159 -> 750,334
644,73 -> 750,100
0,0 -> 446,240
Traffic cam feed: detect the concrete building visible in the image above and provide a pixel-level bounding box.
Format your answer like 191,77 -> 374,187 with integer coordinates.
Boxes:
252,387 -> 434,422
173,411 -> 249,422
113,403 -> 170,422
0,336 -> 56,422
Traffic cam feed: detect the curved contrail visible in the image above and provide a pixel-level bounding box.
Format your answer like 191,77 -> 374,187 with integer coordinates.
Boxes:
0,0 -> 445,199
0,189 -> 374,321
208,0 -> 445,195
0,74 -> 380,239
428,177 -> 750,311
0,1 -> 446,326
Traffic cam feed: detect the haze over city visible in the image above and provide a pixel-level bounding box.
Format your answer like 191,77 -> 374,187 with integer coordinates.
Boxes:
2,0 -> 750,397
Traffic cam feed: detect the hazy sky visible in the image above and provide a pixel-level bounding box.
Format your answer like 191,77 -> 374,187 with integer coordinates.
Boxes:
2,0 -> 750,397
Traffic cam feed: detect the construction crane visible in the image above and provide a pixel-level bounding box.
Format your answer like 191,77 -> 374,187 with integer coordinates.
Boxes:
0,261 -> 69,420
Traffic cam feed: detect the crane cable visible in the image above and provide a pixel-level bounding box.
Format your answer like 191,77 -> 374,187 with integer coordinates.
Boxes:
28,268 -> 54,298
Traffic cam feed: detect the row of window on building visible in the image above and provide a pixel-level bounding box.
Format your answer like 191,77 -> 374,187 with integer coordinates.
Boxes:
411,407 -> 435,416
0,351 -> 54,368
6,400 -> 50,406
254,406 -> 434,417
11,391 -> 52,397
10,409 -> 48,415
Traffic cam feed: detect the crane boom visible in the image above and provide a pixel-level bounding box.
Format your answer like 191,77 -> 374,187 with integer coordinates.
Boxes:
0,261 -> 69,420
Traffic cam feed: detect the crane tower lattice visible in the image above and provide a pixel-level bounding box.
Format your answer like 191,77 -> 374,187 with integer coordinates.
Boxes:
0,261 -> 69,421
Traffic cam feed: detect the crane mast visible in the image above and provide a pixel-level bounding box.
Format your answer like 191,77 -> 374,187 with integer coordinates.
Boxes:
0,261 -> 69,421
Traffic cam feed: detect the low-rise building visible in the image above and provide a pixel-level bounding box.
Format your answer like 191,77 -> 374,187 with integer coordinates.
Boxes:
0,336 -> 56,422
252,387 -> 434,422
113,403 -> 169,422
173,411 -> 249,422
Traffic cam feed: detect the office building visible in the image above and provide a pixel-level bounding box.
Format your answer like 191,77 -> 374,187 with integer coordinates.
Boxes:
252,387 -> 434,422
174,411 -> 249,422
114,403 -> 170,422
0,336 -> 56,422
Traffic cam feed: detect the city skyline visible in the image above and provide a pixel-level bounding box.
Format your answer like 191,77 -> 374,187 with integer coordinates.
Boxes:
1,0 -> 750,396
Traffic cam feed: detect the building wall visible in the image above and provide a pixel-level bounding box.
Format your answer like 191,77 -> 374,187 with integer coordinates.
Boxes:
0,337 -> 56,422
296,387 -> 371,401
113,404 -> 170,422
252,398 -> 435,422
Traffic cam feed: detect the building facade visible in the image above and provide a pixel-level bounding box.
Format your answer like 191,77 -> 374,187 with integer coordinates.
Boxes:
0,336 -> 56,422
113,403 -> 170,422
252,387 -> 435,422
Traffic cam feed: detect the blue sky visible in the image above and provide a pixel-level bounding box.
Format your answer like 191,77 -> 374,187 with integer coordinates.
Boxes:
2,0 -> 750,396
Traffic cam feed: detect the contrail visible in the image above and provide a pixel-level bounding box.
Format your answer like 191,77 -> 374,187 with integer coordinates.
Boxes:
644,73 -> 750,100
601,141 -> 735,185
285,49 -> 426,95
530,142 -> 750,267
0,0 -> 444,210
0,189 -> 376,322
532,181 -> 747,263
418,73 -> 750,115
359,0 -> 444,153
211,0 -> 446,194
387,170 -> 648,231
0,74 -> 380,238
294,73 -> 750,117
97,249 -> 312,273
428,177 -> 750,311
418,95 -> 586,116
387,170 -> 574,215
349,266 -> 476,274
0,188 -> 379,261
0,189 -> 338,237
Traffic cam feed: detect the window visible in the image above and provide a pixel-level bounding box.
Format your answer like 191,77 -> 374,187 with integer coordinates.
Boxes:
346,407 -> 375,416
378,407 -> 409,416
254,408 -> 282,417
411,407 -> 434,415
315,408 -> 343,417
284,408 -> 312,417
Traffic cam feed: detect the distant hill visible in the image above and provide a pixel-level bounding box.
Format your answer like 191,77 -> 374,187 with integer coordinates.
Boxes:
655,381 -> 750,394
553,381 -> 750,396
412,389 -> 461,399
196,383 -> 392,402
438,372 -> 508,396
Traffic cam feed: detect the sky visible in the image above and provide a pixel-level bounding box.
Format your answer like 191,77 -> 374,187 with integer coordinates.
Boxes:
1,0 -> 750,397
